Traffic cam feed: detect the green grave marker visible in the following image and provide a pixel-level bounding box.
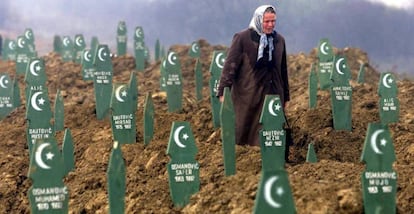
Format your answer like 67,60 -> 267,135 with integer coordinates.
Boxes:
24,28 -> 36,56
164,51 -> 183,112
81,49 -> 95,81
188,41 -> 200,58
378,72 -> 399,125
194,58 -> 203,101
0,73 -> 14,119
73,34 -> 86,64
167,121 -> 200,208
3,39 -> 17,61
107,141 -> 126,214
330,55 -> 352,131
361,123 -> 397,214
93,44 -> 113,120
61,36 -> 74,62
53,35 -> 62,55
209,50 -> 226,128
308,63 -> 318,109
28,137 -> 69,213
155,39 -> 160,61
259,95 -> 287,171
90,36 -> 99,61
15,35 -> 32,75
159,57 -> 167,91
24,58 -> 47,105
306,143 -> 317,163
54,89 -> 64,132
253,170 -> 296,214
26,88 -> 55,154
128,71 -> 138,113
143,92 -> 154,145
62,128 -> 75,175
134,26 -> 146,71
317,38 -> 334,90
110,83 -> 136,144
357,63 -> 366,84
117,21 -> 128,56
13,77 -> 21,107
219,87 -> 236,176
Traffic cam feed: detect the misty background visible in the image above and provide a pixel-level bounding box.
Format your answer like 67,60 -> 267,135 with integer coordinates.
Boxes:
1,0 -> 413,74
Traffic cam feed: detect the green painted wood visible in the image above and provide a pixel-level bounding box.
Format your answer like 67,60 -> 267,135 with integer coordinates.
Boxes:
159,57 -> 167,91
188,41 -> 200,58
0,74 -> 14,120
308,63 -> 318,109
54,90 -> 64,132
53,35 -> 62,55
317,38 -> 334,90
357,63 -> 366,84
12,77 -> 21,109
219,87 -> 236,176
306,143 -> 317,163
93,44 -> 113,120
378,72 -> 399,125
209,50 -> 226,128
117,21 -> 128,56
134,26 -> 146,71
194,58 -> 203,101
164,51 -> 183,112
73,34 -> 86,64
143,92 -> 154,145
16,36 -> 33,75
128,71 -> 138,113
107,141 -> 126,214
62,128 -> 75,175
90,36 -> 99,61
154,39 -> 161,61
80,49 -> 95,81
61,36 -> 74,62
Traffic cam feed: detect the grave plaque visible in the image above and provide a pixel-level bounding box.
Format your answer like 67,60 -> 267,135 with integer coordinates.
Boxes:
194,58 -> 203,101
317,38 -> 334,90
188,41 -> 200,58
117,21 -> 128,56
361,123 -> 397,214
62,128 -> 75,175
357,63 -> 366,84
154,39 -> 161,61
53,35 -> 62,55
164,51 -> 183,112
330,55 -> 352,131
3,39 -> 16,61
219,87 -> 236,176
167,121 -> 200,208
28,138 -> 69,213
253,170 -> 296,214
107,141 -> 126,214
61,36 -> 74,62
54,89 -> 64,132
308,63 -> 318,109
134,26 -> 146,71
306,143 -> 317,163
110,83 -> 136,144
73,34 -> 86,64
16,36 -> 31,75
81,49 -> 95,81
209,50 -> 226,128
93,44 -> 113,120
259,95 -> 287,171
90,36 -> 99,61
143,92 -> 154,145
378,72 -> 399,125
0,73 -> 14,119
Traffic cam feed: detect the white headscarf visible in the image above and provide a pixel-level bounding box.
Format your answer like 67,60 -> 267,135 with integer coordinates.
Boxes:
249,5 -> 276,62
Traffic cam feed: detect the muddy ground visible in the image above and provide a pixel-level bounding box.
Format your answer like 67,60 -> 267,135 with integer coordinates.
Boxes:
0,40 -> 413,213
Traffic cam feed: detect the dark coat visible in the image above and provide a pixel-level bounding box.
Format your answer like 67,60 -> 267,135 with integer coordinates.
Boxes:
217,28 -> 289,146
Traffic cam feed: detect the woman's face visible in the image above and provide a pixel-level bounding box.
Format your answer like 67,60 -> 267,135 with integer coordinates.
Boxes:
262,12 -> 276,34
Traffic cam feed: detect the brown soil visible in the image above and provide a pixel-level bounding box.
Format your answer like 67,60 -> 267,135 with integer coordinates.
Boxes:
1,40 -> 413,213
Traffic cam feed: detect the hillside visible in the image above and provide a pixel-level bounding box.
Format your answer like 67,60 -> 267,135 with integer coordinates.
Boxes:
0,39 -> 413,213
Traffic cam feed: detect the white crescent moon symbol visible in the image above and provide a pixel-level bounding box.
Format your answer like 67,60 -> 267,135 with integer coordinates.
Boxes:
63,37 -> 69,46
83,50 -> 91,62
215,53 -> 224,69
335,58 -> 345,75
29,59 -> 40,76
17,38 -> 24,48
115,85 -> 126,102
98,47 -> 105,61
268,98 -> 278,117
8,41 -> 15,50
173,125 -> 187,148
370,129 -> 384,154
320,42 -> 328,55
382,73 -> 392,89
135,28 -> 142,38
0,75 -> 8,89
119,24 -> 125,31
75,37 -> 82,46
264,176 -> 282,208
25,30 -> 31,39
191,43 -> 198,53
31,91 -> 43,111
167,52 -> 176,65
35,143 -> 51,169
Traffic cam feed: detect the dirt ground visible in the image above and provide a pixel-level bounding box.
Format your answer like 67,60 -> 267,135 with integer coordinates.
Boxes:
0,39 -> 413,213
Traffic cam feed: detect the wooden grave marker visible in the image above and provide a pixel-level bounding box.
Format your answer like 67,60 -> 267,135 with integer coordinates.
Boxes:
53,35 -> 62,55
24,28 -> 37,56
61,36 -> 74,62
330,55 -> 352,131
28,137 -> 69,213
73,34 -> 86,64
159,57 -> 167,91
24,58 -> 47,105
3,39 -> 17,61
143,92 -> 154,145
164,51 -> 183,112
188,41 -> 200,58
0,73 -> 14,119
378,72 -> 399,125
361,122 -> 397,214
62,128 -> 75,175
93,44 -> 113,120
194,58 -> 203,101
53,89 -> 64,132
357,63 -> 366,84
128,71 -> 138,113
209,50 -> 226,128
154,38 -> 161,61
107,141 -> 126,214
167,121 -> 200,208
117,21 -> 128,56
308,63 -> 318,109
90,36 -> 99,61
134,26 -> 146,71
81,49 -> 95,81
13,77 -> 21,107
16,35 -> 32,75
306,143 -> 317,163
317,38 -> 334,90
219,87 -> 236,176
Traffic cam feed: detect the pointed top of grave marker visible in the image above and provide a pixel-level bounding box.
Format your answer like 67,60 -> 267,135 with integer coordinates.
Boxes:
117,21 -> 127,35
134,26 -> 145,40
330,55 -> 351,85
167,122 -> 197,158
74,34 -> 86,49
361,123 -> 395,171
306,143 -> 318,163
318,38 -> 334,62
165,51 -> 181,72
378,72 -> 397,97
128,71 -> 138,113
155,39 -> 161,61
209,50 -> 226,77
90,36 -> 100,57
53,35 -> 62,54
94,44 -> 113,70
260,95 -> 285,129
24,28 -> 35,43
188,41 -> 200,58
107,141 -> 126,214
16,35 -> 29,52
24,57 -> 46,86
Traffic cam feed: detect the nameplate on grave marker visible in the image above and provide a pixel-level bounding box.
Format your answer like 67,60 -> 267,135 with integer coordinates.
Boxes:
209,50 -> 226,128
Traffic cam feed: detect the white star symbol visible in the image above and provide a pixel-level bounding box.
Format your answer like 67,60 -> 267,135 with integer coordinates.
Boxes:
182,133 -> 189,140
276,187 -> 284,196
46,152 -> 54,160
38,97 -> 45,105
274,103 -> 281,111
380,138 -> 387,146
121,90 -> 127,97
388,78 -> 393,84
36,65 -> 41,71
